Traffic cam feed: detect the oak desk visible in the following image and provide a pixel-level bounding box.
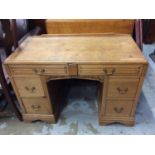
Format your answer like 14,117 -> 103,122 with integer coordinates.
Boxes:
4,34 -> 147,126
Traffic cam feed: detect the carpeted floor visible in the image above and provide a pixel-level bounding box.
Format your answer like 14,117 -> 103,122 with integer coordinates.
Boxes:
0,44 -> 155,135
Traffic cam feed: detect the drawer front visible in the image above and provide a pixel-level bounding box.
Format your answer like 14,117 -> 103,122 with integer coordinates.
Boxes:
107,78 -> 139,98
78,64 -> 142,76
79,65 -> 106,75
105,100 -> 133,117
14,77 -> 45,97
22,98 -> 52,114
10,65 -> 68,76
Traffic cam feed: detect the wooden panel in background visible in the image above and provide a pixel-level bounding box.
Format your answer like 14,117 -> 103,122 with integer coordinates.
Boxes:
46,19 -> 135,35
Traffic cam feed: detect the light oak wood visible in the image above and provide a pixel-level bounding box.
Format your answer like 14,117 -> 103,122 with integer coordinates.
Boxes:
78,64 -> 142,77
5,64 -> 26,113
23,114 -> 55,123
22,98 -> 52,114
9,64 -> 68,76
13,77 -> 45,97
46,19 -> 134,34
67,63 -> 78,76
5,34 -> 147,64
107,78 -> 139,98
4,34 -> 147,125
99,117 -> 134,126
105,100 -> 134,117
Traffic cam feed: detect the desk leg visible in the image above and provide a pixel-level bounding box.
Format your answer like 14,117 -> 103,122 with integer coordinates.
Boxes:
99,76 -> 108,125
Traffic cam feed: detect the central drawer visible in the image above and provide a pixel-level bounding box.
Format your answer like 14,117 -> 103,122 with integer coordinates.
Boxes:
78,64 -> 142,76
14,77 -> 45,97
10,64 -> 68,76
22,98 -> 52,114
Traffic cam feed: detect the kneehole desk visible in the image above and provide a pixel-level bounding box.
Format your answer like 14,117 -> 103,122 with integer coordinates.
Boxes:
4,34 -> 148,126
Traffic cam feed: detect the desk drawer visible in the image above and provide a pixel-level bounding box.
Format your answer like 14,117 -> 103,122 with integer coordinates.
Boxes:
22,98 -> 52,114
14,77 -> 45,97
78,64 -> 142,76
105,100 -> 133,117
107,78 -> 139,98
10,64 -> 68,76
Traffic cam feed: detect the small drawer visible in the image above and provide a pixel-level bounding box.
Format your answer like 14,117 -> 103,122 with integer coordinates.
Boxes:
14,77 -> 45,97
39,65 -> 68,75
22,98 -> 52,114
107,78 -> 139,98
10,64 -> 68,76
105,100 -> 133,117
78,65 -> 106,75
78,64 -> 142,76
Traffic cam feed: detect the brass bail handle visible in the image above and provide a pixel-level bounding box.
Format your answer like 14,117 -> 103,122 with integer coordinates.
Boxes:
114,107 -> 124,113
31,105 -> 40,111
117,87 -> 128,94
104,68 -> 115,75
33,68 -> 45,75
25,86 -> 36,93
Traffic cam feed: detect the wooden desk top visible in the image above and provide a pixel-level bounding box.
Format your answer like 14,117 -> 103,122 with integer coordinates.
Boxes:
5,34 -> 147,65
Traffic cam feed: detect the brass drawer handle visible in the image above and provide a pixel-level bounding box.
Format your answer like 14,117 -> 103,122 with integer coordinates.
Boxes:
31,105 -> 41,111
25,86 -> 36,93
41,69 -> 45,74
33,69 -> 39,74
33,68 -> 45,75
117,87 -> 128,94
103,68 -> 115,75
114,107 -> 124,113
